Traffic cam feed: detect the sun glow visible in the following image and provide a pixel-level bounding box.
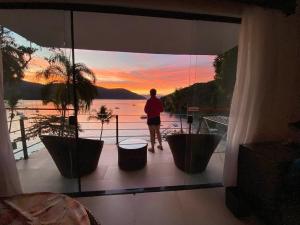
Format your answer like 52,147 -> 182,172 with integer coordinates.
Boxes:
24,51 -> 215,96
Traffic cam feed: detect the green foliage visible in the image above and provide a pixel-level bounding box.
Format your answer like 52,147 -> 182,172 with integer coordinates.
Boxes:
15,115 -> 80,142
1,27 -> 36,133
36,51 -> 98,137
89,105 -> 113,140
213,46 -> 238,106
161,81 -> 221,114
163,88 -> 187,113
96,105 -> 113,124
37,51 -> 98,112
161,46 -> 238,115
1,28 -> 36,84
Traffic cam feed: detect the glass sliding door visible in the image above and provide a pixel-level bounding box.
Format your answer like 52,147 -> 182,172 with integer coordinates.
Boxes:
186,52 -> 238,186
73,10 -> 239,192
0,5 -> 239,196
0,9 -> 80,193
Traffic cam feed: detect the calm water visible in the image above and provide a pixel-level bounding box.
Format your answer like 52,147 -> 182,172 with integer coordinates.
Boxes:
8,100 -> 188,159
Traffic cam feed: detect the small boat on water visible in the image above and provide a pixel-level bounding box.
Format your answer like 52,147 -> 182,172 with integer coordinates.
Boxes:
140,115 -> 147,119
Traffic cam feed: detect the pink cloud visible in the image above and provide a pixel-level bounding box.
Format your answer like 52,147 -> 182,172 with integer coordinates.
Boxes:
91,64 -> 214,95
24,55 -> 215,95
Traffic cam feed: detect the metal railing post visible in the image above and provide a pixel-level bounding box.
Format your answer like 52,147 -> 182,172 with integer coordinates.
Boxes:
19,117 -> 28,160
187,115 -> 193,135
116,115 -> 119,144
179,114 -> 183,133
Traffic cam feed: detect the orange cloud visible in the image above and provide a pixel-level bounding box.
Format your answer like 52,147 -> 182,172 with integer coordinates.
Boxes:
24,55 -> 215,95
91,64 -> 214,95
23,57 -> 54,84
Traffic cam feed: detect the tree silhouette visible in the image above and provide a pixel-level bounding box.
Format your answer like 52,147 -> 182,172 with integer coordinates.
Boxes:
161,46 -> 238,114
89,105 -> 113,141
37,51 -> 97,135
1,27 -> 36,84
5,85 -> 20,132
1,27 -> 36,134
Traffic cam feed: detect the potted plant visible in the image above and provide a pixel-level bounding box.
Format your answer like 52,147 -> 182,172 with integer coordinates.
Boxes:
165,117 -> 222,173
34,51 -> 102,178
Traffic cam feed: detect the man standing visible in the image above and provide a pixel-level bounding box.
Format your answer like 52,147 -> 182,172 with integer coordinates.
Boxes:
144,88 -> 163,153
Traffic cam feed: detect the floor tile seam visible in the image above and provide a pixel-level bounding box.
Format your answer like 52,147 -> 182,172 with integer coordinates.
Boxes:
174,190 -> 191,225
132,193 -> 138,225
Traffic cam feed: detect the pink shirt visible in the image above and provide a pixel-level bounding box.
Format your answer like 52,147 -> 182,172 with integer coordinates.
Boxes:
144,96 -> 163,119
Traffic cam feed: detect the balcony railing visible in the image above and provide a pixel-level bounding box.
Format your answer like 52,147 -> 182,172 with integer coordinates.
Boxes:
7,110 -> 228,160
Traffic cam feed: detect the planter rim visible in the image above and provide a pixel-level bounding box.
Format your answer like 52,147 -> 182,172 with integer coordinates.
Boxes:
166,133 -> 221,137
40,135 -> 103,143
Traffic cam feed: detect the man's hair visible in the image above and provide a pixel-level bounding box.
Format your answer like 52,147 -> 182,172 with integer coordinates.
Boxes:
150,88 -> 157,96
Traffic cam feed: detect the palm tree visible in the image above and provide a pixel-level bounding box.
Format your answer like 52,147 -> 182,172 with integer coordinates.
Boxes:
5,86 -> 20,133
37,52 -> 97,135
89,105 -> 113,141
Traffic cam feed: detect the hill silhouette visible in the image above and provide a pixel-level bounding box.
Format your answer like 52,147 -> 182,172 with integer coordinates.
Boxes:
4,80 -> 145,100
161,81 -> 226,113
161,47 -> 237,115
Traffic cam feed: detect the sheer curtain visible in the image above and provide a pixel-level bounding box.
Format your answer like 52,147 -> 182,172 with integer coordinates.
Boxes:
0,51 -> 22,196
223,6 -> 298,186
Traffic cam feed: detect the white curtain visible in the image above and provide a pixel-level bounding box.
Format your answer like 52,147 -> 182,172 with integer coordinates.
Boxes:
223,6 -> 299,187
0,50 -> 22,196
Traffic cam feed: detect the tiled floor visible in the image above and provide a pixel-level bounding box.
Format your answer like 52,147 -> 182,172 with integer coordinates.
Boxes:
77,188 -> 265,225
16,140 -> 225,193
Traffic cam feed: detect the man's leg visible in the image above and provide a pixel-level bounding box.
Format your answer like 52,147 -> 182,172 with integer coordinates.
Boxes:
155,125 -> 163,150
148,125 -> 155,152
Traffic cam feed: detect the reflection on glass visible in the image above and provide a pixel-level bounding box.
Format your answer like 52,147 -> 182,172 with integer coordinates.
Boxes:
1,10 -> 79,193
74,11 -> 237,192
186,46 -> 237,185
1,9 -> 238,194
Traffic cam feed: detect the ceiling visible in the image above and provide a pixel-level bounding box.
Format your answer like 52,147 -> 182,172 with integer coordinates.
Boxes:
0,9 -> 240,55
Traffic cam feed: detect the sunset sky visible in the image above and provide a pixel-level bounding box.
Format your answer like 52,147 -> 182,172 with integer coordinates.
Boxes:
16,31 -> 216,96
24,50 -> 216,95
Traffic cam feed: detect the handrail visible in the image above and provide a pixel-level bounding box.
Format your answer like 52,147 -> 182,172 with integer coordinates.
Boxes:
81,127 -> 188,131
187,107 -> 229,114
203,116 -> 228,126
13,149 -> 24,154
6,119 -> 20,123
9,129 -> 21,133
81,135 -> 151,138
5,107 -> 74,111
9,112 -> 228,160
80,120 -> 186,124
83,128 -> 153,131
27,141 -> 42,149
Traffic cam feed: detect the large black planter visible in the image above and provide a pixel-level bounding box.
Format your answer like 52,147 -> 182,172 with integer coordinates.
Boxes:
40,135 -> 103,178
166,134 -> 221,173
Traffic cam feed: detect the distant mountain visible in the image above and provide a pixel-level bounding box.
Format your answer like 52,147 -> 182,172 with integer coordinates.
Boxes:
4,80 -> 145,100
160,81 -> 230,115
95,86 -> 145,99
160,47 -> 237,115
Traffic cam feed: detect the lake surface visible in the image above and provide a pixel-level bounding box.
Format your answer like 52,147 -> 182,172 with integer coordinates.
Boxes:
8,99 -> 188,159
